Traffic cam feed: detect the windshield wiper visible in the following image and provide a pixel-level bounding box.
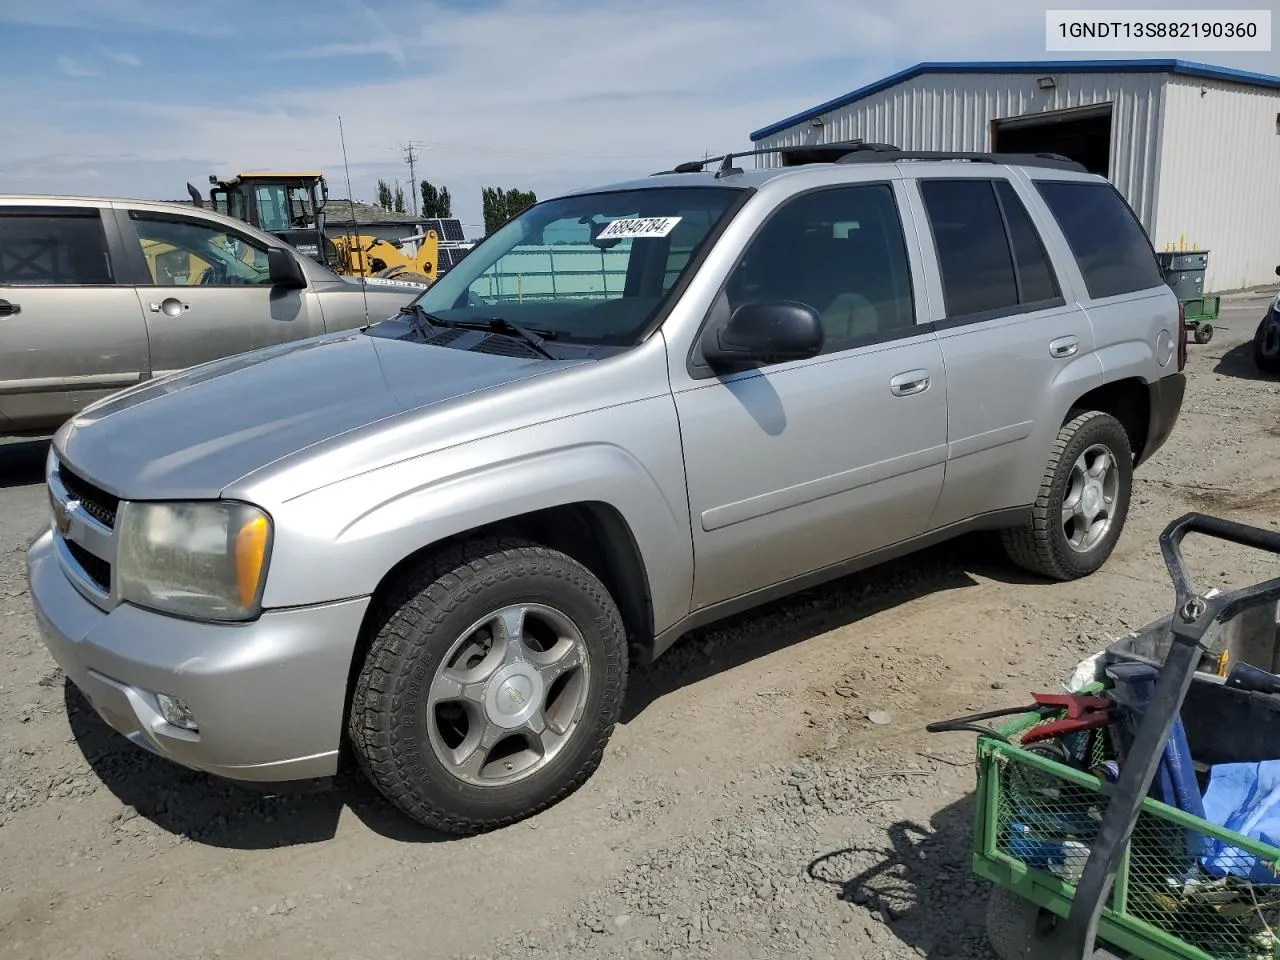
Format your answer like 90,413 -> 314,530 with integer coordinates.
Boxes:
449,317 -> 560,361
397,302 -> 448,339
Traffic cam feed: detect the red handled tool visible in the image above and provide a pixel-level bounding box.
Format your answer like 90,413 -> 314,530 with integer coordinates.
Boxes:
1019,693 -> 1112,744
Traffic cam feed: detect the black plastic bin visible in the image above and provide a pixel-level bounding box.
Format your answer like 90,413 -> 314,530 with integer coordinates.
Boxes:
1103,592 -> 1280,767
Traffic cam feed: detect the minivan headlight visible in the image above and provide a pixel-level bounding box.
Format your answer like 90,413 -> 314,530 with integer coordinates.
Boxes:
117,501 -> 273,621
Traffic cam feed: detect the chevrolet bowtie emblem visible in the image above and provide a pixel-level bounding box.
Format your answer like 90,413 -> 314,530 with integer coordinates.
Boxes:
51,498 -> 70,535
507,688 -> 526,706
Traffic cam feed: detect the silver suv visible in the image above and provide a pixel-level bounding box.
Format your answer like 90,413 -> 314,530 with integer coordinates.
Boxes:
0,194 -> 425,434
27,143 -> 1186,835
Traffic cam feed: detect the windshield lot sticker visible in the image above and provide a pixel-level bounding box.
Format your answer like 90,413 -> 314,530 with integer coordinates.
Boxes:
596,216 -> 682,240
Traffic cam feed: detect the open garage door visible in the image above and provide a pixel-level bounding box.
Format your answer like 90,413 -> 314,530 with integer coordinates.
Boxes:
992,103 -> 1112,176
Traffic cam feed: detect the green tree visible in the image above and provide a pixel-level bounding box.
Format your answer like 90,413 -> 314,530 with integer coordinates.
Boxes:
376,178 -> 393,211
393,183 -> 405,214
419,180 -> 454,218
481,186 -> 537,234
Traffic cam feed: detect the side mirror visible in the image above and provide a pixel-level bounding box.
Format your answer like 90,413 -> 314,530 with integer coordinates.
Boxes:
267,247 -> 307,289
702,301 -> 824,368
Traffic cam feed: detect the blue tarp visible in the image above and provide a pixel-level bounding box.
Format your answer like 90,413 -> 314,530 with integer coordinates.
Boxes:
1201,760 -> 1280,884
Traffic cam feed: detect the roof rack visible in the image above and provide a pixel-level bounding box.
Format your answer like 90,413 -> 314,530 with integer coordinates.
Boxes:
835,149 -> 1087,172
654,141 -> 1087,176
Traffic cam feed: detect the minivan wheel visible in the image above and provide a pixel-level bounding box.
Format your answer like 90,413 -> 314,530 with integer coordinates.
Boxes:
347,537 -> 628,835
1001,410 -> 1133,581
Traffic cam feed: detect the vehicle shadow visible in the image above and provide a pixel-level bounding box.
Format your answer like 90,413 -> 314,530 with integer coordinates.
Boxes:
622,531 -> 1041,724
63,680 -> 449,849
1213,339 -> 1276,383
807,794 -> 996,958
62,530 -> 1037,850
0,438 -> 51,488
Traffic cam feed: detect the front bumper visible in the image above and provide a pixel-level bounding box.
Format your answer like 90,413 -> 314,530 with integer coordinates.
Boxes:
27,527 -> 370,783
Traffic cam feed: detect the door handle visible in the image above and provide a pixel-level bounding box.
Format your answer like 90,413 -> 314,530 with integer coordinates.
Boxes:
1049,336 -> 1079,359
149,297 -> 191,317
0,299 -> 21,317
889,369 -> 931,397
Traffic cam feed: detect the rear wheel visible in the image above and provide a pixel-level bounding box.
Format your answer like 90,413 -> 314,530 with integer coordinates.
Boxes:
1002,411 -> 1133,581
347,538 -> 628,835
1193,322 -> 1213,345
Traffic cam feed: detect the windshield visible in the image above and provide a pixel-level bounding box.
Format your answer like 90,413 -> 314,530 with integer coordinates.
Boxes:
409,186 -> 744,347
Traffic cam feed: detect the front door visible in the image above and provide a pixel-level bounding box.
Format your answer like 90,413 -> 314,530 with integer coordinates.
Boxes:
115,207 -> 323,377
671,181 -> 949,610
0,205 -> 149,432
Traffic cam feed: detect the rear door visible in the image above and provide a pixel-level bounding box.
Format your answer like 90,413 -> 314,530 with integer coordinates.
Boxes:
112,205 -> 325,377
904,171 -> 1103,529
0,203 -> 149,432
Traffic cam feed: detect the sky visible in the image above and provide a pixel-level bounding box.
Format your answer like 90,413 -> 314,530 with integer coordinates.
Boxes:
1,0 -> 1277,239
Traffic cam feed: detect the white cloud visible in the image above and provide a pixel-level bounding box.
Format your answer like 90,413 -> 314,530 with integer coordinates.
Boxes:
55,54 -> 99,77
7,0 -> 1279,233
270,39 -> 406,67
101,47 -> 142,67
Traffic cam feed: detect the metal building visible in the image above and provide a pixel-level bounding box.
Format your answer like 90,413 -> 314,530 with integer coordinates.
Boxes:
749,60 -> 1280,293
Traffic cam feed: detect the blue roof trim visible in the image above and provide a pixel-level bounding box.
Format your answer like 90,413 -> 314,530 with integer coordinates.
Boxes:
749,58 -> 1280,141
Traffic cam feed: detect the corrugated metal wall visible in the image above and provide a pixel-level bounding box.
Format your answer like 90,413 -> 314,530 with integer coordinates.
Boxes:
1155,77 -> 1280,292
753,70 -> 1166,227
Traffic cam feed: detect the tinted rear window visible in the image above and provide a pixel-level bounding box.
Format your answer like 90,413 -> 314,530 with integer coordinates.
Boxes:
920,179 -> 1018,317
1034,181 -> 1163,300
994,180 -> 1059,304
0,211 -> 114,285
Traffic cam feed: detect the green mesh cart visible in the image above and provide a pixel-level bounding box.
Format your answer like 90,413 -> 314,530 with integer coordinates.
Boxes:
938,514 -> 1280,960
1182,296 -> 1220,346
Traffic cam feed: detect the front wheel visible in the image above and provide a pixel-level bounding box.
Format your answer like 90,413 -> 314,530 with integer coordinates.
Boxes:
986,885 -> 1058,960
1193,322 -> 1213,345
1255,314 -> 1280,375
347,538 -> 628,835
1002,410 -> 1133,581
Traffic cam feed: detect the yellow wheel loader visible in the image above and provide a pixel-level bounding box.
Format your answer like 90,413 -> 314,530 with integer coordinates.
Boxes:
185,172 -> 440,286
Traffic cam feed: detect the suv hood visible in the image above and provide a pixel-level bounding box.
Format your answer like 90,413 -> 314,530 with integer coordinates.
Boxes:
54,331 -> 566,501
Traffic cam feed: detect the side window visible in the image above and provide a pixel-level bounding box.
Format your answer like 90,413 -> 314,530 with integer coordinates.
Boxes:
254,186 -> 291,234
1034,180 -> 1164,300
723,183 -> 916,352
0,210 -> 114,285
994,181 -> 1060,304
129,213 -> 272,287
919,180 -> 1019,318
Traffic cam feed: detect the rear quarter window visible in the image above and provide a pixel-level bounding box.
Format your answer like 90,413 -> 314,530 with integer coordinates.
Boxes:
0,210 -> 115,285
1033,180 -> 1164,300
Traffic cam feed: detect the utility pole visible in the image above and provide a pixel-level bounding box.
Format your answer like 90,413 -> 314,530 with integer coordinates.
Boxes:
402,140 -> 424,219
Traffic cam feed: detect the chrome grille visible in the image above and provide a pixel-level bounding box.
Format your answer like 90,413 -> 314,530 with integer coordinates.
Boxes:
48,455 -> 119,610
57,465 -> 118,529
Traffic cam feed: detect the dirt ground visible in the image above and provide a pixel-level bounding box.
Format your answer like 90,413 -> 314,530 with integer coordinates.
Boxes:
3,291 -> 1279,960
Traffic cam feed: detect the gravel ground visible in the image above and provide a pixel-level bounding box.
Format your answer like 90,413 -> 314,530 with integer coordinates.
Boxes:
2,292 -> 1279,960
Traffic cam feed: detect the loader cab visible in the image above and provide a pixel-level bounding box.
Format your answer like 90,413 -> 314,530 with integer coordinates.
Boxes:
204,172 -> 334,266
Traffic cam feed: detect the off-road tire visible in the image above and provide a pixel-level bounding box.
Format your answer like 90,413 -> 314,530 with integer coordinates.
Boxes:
1255,315 -> 1280,375
1193,322 -> 1213,345
372,266 -> 433,286
1002,410 -> 1133,581
347,537 -> 628,835
986,885 -> 1056,960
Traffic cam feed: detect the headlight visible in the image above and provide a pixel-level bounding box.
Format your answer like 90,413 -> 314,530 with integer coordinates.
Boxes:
117,501 -> 273,621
